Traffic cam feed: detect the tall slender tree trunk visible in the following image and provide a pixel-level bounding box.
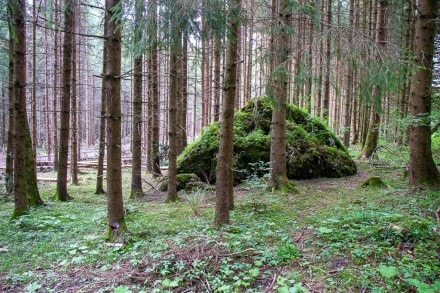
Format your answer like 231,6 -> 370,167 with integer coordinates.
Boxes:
56,0 -> 75,201
269,0 -> 291,190
214,0 -> 241,226
408,0 -> 440,187
53,0 -> 59,171
105,0 -> 127,241
177,35 -> 188,154
213,36 -> 221,122
96,9 -> 108,195
147,0 -> 161,177
166,28 -> 181,202
31,0 -> 38,166
9,0 -> 42,218
342,0 -> 354,147
1,88 -> 5,148
130,0 -> 144,199
245,0 -> 254,102
44,21 -> 52,162
5,29 -> 14,195
71,8 -> 79,185
396,0 -> 414,146
321,0 -> 332,122
360,0 -> 388,158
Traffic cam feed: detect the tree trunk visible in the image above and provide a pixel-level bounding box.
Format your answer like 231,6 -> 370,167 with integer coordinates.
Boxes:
5,28 -> 14,195
96,8 -> 108,195
105,0 -> 127,241
31,0 -> 38,167
9,0 -> 42,217
342,0 -> 354,148
177,35 -> 188,154
71,9 -> 79,186
213,36 -> 221,122
245,0 -> 254,103
214,0 -> 241,226
360,0 -> 388,158
269,0 -> 291,190
147,0 -> 161,177
408,0 -> 440,187
56,0 -> 75,201
130,0 -> 144,199
44,20 -> 52,162
321,0 -> 332,122
166,30 -> 181,203
53,0 -> 59,172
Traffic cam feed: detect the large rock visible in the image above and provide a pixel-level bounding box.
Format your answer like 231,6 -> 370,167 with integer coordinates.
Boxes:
177,97 -> 357,183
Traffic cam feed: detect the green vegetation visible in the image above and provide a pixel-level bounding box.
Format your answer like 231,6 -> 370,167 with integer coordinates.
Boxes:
1,148 -> 439,291
178,97 -> 357,183
159,173 -> 210,192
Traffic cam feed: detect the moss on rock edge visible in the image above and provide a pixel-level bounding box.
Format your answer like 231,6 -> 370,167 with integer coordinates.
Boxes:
177,97 -> 357,183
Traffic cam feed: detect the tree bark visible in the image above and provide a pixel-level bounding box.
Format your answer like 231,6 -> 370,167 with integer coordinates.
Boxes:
177,36 -> 188,154
213,35 -> 221,122
105,0 -> 127,241
342,0 -> 354,148
214,0 -> 241,226
360,0 -> 388,158
408,0 -> 440,187
130,0 -> 144,199
147,0 -> 161,177
44,19 -> 52,162
166,30 -> 181,203
56,0 -> 75,201
9,0 -> 42,218
321,0 -> 332,122
53,0 -> 59,172
96,6 -> 108,195
71,5 -> 79,185
5,26 -> 14,195
269,0 -> 291,190
31,0 -> 38,166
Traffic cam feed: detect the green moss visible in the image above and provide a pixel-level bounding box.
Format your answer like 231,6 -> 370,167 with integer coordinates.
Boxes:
360,176 -> 387,188
177,96 -> 357,183
130,189 -> 143,200
177,123 -> 221,183
272,179 -> 298,194
160,173 -> 208,192
54,190 -> 74,202
11,207 -> 29,219
106,218 -> 128,243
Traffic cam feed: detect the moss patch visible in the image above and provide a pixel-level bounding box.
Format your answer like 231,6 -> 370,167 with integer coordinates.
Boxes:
360,176 -> 387,188
177,96 -> 357,183
160,173 -> 209,192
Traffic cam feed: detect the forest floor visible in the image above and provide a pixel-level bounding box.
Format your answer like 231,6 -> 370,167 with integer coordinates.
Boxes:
0,144 -> 440,292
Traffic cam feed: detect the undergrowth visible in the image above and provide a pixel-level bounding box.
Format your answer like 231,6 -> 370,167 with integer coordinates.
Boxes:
0,155 -> 439,292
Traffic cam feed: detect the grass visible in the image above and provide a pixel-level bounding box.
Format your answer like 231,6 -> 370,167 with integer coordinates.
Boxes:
0,144 -> 440,292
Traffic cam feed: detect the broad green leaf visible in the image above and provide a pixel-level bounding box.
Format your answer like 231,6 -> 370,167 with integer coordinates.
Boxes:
249,267 -> 260,277
318,227 -> 333,234
379,265 -> 398,278
114,285 -> 132,293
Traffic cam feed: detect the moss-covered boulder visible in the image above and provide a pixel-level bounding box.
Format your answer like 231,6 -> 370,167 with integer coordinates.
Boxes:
177,97 -> 357,183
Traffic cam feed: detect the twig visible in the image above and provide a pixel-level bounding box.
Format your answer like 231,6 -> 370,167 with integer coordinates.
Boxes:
218,248 -> 263,257
265,274 -> 277,292
142,178 -> 160,190
294,229 -> 305,243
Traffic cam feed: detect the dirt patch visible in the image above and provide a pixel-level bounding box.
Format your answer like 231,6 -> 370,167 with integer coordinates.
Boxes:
296,167 -> 369,191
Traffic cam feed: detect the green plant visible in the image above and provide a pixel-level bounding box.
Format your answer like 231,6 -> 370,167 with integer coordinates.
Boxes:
182,188 -> 206,216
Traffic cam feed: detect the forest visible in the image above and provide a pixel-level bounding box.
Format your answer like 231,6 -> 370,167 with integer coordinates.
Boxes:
0,0 -> 440,291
